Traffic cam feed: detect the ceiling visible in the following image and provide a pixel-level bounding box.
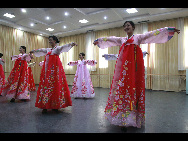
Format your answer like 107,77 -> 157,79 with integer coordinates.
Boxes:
0,8 -> 188,38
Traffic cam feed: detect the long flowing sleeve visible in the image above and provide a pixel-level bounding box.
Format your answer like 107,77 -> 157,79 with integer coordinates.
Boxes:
28,62 -> 36,67
67,61 -> 78,66
32,48 -> 49,57
136,27 -> 175,44
53,43 -> 73,55
103,54 -> 119,60
0,58 -> 4,65
11,55 -> 20,61
103,52 -> 147,61
85,60 -> 97,66
94,36 -> 126,49
22,54 -> 31,62
11,54 -> 31,61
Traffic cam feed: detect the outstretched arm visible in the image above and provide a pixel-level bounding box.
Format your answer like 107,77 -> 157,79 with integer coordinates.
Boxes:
93,36 -> 124,49
102,54 -> 119,60
137,27 -> 180,44
84,60 -> 97,66
29,48 -> 48,57
55,42 -> 77,54
67,61 -> 78,66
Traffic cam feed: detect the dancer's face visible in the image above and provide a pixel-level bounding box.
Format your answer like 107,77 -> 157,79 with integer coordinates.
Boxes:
123,22 -> 134,34
49,37 -> 56,47
19,47 -> 25,54
79,54 -> 84,60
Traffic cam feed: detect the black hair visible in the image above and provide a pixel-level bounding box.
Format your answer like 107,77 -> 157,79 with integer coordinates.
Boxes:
20,46 -> 26,53
123,21 -> 135,30
79,52 -> 85,58
49,35 -> 60,43
0,53 -> 3,58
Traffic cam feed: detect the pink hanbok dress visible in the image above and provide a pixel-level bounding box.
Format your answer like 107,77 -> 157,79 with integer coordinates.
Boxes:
68,59 -> 97,98
95,27 -> 175,128
1,54 -> 31,100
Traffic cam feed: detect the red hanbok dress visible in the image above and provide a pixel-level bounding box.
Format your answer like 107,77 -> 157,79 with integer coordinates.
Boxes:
1,54 -> 31,100
0,58 -> 5,95
28,62 -> 36,91
95,27 -> 175,128
33,44 -> 73,109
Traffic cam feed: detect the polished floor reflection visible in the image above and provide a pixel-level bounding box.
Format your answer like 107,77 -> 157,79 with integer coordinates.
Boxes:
0,85 -> 187,133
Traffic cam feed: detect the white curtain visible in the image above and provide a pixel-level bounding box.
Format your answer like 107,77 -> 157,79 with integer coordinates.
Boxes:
85,31 -> 96,71
135,23 -> 148,87
178,18 -> 185,70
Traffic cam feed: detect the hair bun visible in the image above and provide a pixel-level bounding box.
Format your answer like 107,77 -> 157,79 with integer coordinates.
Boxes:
49,35 -> 60,43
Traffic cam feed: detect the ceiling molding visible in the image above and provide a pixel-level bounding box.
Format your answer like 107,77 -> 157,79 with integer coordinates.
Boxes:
1,8 -> 188,38
0,18 -> 50,36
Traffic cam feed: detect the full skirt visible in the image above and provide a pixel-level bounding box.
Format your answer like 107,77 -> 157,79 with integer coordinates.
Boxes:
104,44 -> 145,128
28,67 -> 36,91
35,55 -> 72,109
71,67 -> 95,98
1,59 -> 30,99
0,65 -> 5,95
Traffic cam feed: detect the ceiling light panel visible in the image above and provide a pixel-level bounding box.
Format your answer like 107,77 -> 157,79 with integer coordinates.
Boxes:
79,19 -> 89,23
46,28 -> 54,31
126,8 -> 138,14
3,13 -> 15,18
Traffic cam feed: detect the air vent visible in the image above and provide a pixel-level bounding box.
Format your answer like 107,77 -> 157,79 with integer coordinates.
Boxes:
138,20 -> 149,24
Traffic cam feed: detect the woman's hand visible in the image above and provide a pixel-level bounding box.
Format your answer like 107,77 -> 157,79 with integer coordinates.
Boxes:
29,53 -> 34,59
2,59 -> 5,63
174,28 -> 180,34
71,42 -> 78,47
93,40 -> 98,45
29,50 -> 34,54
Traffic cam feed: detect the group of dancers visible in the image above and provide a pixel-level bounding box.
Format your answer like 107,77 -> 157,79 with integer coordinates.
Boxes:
0,21 -> 180,129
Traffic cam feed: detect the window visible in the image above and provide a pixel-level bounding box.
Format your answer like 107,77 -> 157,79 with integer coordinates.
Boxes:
184,25 -> 188,68
140,44 -> 148,67
99,47 -> 108,68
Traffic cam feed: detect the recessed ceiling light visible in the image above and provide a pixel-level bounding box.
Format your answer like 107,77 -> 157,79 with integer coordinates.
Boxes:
46,28 -> 54,31
18,28 -> 22,30
39,34 -> 43,36
46,16 -> 50,20
104,16 -> 107,20
79,19 -> 89,23
21,9 -> 26,13
30,23 -> 34,26
3,13 -> 15,18
63,26 -> 67,29
64,12 -> 69,16
126,8 -> 138,14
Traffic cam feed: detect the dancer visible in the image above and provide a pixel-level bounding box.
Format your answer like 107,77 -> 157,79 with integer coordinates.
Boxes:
67,52 -> 97,98
93,21 -> 180,128
27,60 -> 36,91
0,53 -> 5,96
1,46 -> 32,102
30,35 -> 77,113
